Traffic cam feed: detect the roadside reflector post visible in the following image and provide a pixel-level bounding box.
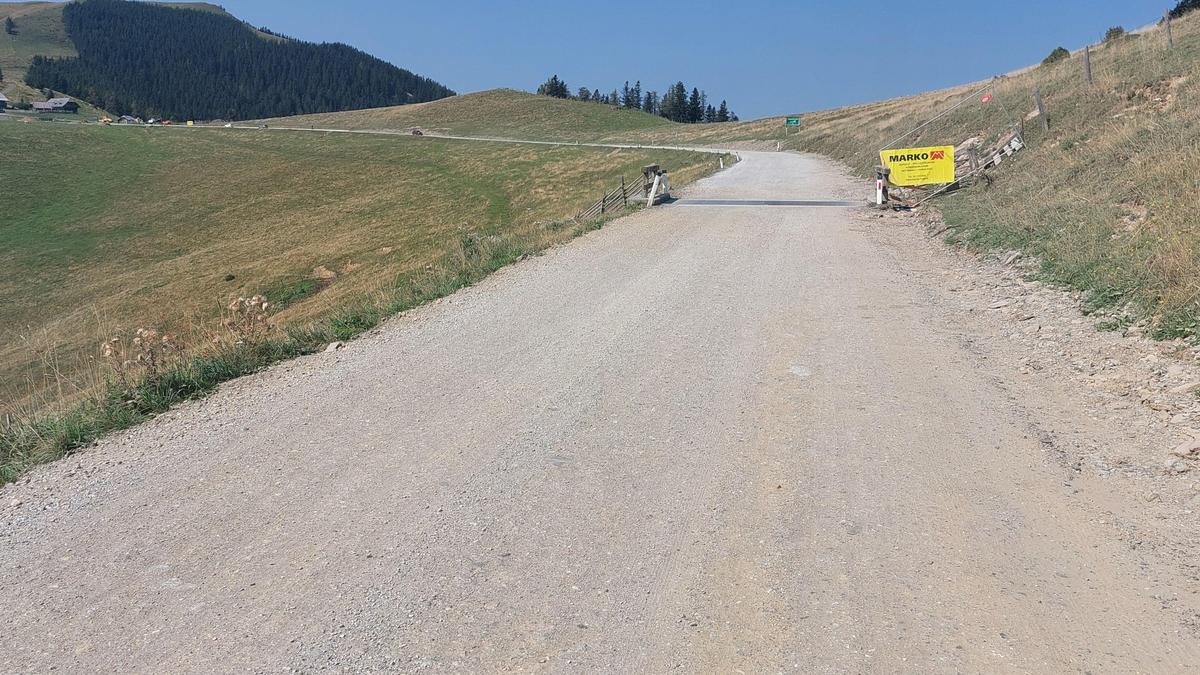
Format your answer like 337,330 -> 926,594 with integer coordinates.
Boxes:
874,166 -> 890,206
642,163 -> 669,206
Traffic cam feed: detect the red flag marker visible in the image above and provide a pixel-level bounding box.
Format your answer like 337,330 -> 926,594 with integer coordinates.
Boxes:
980,93 -> 994,104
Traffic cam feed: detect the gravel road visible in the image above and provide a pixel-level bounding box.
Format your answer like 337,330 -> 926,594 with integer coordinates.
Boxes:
3,151 -> 1199,673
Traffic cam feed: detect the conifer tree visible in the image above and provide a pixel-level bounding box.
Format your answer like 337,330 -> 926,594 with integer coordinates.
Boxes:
642,91 -> 658,115
660,81 -> 687,122
536,74 -> 570,98
716,100 -> 729,122
576,86 -> 591,101
687,87 -> 702,123
4,17 -> 15,35
630,80 -> 642,110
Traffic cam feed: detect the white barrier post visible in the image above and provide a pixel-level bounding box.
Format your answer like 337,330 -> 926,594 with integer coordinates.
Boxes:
647,174 -> 661,207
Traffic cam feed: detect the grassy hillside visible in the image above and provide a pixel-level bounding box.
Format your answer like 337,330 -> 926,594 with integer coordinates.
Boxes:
796,16 -> 1200,340
261,89 -> 678,142
0,120 -> 724,422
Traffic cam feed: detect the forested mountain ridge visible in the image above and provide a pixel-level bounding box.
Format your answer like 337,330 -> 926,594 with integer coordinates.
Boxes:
23,0 -> 455,120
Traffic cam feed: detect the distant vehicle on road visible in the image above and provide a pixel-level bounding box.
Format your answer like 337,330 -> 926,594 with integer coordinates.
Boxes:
411,128 -> 423,136
258,123 -> 268,129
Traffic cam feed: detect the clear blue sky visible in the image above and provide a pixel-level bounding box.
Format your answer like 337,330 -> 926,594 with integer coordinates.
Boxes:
214,0 -> 1168,119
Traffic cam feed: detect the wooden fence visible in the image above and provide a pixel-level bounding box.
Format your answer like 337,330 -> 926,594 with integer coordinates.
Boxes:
575,176 -> 649,222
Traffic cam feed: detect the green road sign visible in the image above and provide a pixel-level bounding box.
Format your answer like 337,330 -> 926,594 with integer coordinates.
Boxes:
785,117 -> 801,126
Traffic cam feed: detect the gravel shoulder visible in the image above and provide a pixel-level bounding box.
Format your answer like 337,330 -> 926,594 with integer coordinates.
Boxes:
2,151 -> 1198,672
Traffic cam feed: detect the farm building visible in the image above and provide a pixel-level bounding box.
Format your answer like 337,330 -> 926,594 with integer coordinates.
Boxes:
33,98 -> 79,113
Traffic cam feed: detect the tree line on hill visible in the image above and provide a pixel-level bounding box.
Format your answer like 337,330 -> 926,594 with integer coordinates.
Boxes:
536,75 -> 738,123
1041,2 -> 1200,68
1,16 -> 10,81
1040,23 -> 1133,66
23,0 -> 455,121
1170,0 -> 1200,18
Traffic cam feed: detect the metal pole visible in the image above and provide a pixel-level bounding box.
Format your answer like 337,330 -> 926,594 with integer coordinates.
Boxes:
1035,85 -> 1048,131
1083,45 -> 1093,85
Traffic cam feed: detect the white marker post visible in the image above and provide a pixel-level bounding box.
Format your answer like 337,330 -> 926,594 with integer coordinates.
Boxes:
647,174 -> 661,207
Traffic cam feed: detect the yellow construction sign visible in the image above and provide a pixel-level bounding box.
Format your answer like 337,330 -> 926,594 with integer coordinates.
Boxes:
879,146 -> 955,186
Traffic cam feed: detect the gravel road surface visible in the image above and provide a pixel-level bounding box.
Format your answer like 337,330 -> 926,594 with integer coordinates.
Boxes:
3,152 -> 1198,673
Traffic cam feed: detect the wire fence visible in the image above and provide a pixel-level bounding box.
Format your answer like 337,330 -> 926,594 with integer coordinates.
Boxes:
879,78 -> 1030,206
574,176 -> 649,222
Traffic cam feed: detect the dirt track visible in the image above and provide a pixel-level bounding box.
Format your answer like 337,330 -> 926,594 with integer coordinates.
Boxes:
3,152 -> 1199,672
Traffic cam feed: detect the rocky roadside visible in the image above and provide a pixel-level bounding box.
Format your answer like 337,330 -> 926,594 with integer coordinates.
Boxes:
861,204 -> 1200,629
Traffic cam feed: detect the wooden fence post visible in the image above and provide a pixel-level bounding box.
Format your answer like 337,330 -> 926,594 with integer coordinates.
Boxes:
1166,11 -> 1174,49
600,192 -> 606,215
1083,45 -> 1093,85
621,176 -> 627,206
1035,85 -> 1048,131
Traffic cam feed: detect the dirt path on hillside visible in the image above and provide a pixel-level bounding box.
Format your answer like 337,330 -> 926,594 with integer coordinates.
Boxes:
3,152 -> 1199,673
